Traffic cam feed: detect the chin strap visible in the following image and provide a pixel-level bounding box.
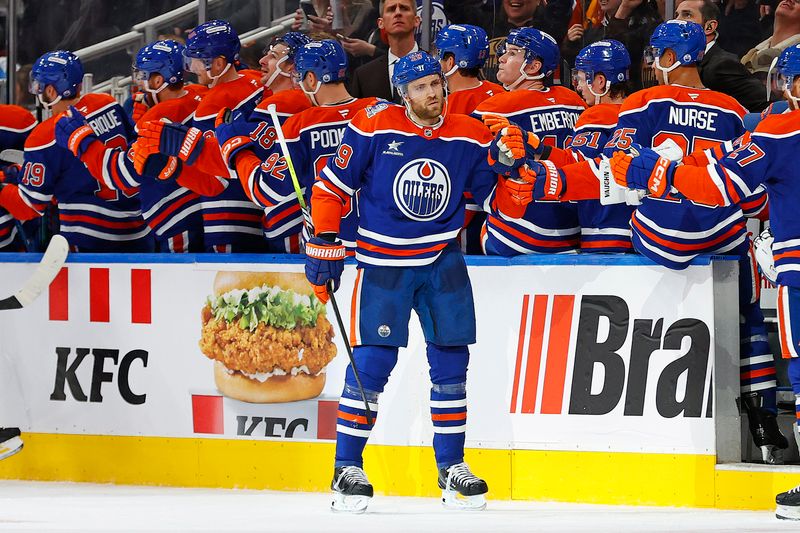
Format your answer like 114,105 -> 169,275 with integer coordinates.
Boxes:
144,79 -> 169,105
503,61 -> 544,91
207,62 -> 232,88
653,56 -> 682,86
265,55 -> 292,88
588,80 -> 611,106
37,93 -> 61,109
300,78 -> 323,106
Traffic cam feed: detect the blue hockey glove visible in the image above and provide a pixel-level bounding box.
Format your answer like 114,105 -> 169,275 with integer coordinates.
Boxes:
305,236 -> 346,304
522,160 -> 566,201
55,106 -> 98,158
610,143 -> 675,198
214,109 -> 256,169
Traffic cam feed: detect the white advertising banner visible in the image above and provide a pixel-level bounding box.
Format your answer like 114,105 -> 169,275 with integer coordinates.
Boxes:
0,255 -> 722,455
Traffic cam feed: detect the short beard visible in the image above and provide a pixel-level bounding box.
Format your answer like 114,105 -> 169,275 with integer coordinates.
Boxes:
409,98 -> 444,121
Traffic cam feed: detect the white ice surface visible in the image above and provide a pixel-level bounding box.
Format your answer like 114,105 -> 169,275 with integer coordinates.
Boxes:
0,480 -> 795,533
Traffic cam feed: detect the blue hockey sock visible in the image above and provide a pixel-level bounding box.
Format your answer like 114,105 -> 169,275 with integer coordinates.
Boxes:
427,343 -> 469,469
334,345 -> 398,468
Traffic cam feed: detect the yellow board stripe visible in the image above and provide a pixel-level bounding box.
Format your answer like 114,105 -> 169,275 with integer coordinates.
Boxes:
0,433 -> 799,510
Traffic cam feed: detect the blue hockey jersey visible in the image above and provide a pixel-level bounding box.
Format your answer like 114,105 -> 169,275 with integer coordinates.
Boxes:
473,86 -> 586,255
312,102 -> 498,266
0,94 -> 151,252
603,84 -> 750,269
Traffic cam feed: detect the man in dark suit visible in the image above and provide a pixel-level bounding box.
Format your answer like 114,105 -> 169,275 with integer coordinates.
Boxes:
349,0 -> 420,103
675,0 -> 769,112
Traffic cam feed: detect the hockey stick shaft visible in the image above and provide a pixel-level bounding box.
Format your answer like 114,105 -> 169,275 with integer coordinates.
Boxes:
259,107 -> 374,425
0,234 -> 68,310
265,104 -> 308,212
327,283 -> 374,426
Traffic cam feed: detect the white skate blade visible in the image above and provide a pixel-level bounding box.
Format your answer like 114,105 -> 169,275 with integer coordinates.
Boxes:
776,504 -> 800,520
0,437 -> 23,461
761,445 -> 784,465
331,492 -> 370,514
441,489 -> 487,511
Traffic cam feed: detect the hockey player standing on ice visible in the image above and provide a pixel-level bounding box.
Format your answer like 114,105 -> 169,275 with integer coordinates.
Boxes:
514,20 -> 786,461
0,51 -> 153,253
609,43 -> 800,521
53,40 -> 225,253
216,40 -> 379,252
473,28 -> 586,255
304,51 -> 532,512
0,105 -> 36,252
134,20 -> 266,253
433,24 -> 502,116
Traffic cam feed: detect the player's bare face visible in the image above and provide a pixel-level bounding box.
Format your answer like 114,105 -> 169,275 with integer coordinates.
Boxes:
496,45 -> 526,85
674,1 -> 703,25
260,43 -> 290,86
380,0 -> 418,37
405,74 -> 445,122
504,0 -> 538,20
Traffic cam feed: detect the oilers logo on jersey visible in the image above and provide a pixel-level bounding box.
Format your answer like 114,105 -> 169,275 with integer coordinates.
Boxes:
393,159 -> 451,221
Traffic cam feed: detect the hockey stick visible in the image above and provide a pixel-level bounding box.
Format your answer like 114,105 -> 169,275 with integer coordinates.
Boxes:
0,235 -> 68,310
258,106 -> 375,426
0,149 -> 23,166
264,104 -> 314,233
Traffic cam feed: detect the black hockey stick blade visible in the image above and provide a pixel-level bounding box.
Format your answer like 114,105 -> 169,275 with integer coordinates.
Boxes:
0,235 -> 68,311
0,149 -> 23,166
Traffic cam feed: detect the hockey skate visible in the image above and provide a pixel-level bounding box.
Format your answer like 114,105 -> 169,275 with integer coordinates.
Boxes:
438,462 -> 488,510
741,393 -> 789,464
331,466 -> 373,514
776,484 -> 800,520
0,427 -> 22,461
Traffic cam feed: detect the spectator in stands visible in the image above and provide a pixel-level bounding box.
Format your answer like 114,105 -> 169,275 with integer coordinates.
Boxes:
717,0 -> 764,58
741,0 -> 800,77
349,0 -> 419,102
605,0 -> 663,89
674,0 -> 769,111
561,0 -> 626,69
292,1 -> 383,76
472,0 -> 574,83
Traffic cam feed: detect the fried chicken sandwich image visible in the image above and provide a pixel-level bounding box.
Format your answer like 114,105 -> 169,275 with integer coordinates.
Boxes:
199,271 -> 337,403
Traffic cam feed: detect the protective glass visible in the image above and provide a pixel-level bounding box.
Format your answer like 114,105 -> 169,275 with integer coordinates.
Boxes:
28,78 -> 45,95
643,46 -> 661,66
183,55 -> 212,74
131,67 -> 150,85
570,68 -> 588,89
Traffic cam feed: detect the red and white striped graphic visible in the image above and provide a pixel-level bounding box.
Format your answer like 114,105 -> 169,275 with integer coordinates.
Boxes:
191,394 -> 338,440
509,294 -> 576,414
48,267 -> 152,324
